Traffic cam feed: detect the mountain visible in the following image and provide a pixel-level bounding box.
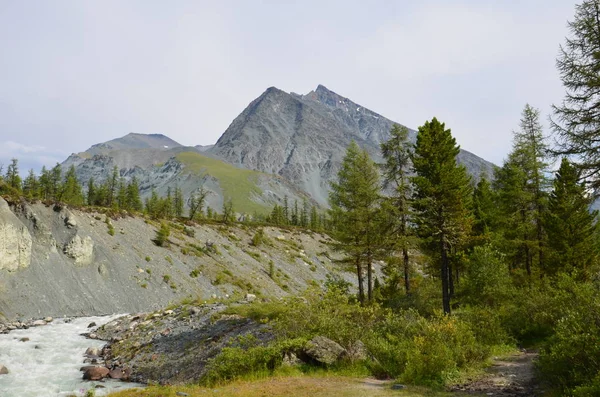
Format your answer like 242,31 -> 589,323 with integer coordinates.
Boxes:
61,85 -> 496,213
86,133 -> 182,154
63,136 -> 310,216
208,85 -> 496,204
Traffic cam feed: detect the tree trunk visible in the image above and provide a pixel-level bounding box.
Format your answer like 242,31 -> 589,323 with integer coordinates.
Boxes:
367,249 -> 373,302
355,255 -> 365,305
448,259 -> 455,299
440,236 -> 451,314
403,247 -> 410,294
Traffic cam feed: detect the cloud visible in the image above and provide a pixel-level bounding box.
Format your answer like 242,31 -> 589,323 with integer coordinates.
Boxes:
0,141 -> 66,174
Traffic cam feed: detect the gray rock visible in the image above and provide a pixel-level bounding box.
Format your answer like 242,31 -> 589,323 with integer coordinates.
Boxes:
0,197 -> 32,271
64,234 -> 94,265
346,340 -> 368,362
303,336 -> 346,365
245,293 -> 256,302
85,347 -> 101,357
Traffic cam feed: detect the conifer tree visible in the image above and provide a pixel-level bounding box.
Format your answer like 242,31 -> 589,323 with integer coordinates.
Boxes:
39,166 -> 51,200
472,175 -> 497,243
5,158 -> 22,192
545,158 -> 598,277
495,105 -> 549,276
126,177 -> 143,211
309,205 -> 319,230
62,165 -> 84,205
411,118 -> 472,314
381,124 -> 414,294
50,163 -> 62,201
173,186 -> 184,217
329,141 -> 382,303
87,177 -> 96,206
22,169 -> 39,199
222,198 -> 235,224
107,166 -> 119,208
552,0 -> 600,190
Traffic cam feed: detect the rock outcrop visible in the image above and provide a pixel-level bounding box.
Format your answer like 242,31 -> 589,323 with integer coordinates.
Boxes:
0,198 -> 32,271
63,234 -> 94,265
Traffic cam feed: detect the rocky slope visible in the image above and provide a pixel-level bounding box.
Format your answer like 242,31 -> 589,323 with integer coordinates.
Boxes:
0,196 -> 352,321
209,85 -> 496,205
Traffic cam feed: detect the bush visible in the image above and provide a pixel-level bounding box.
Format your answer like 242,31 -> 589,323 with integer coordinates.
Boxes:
251,229 -> 268,247
153,223 -> 170,247
461,245 -> 515,307
535,275 -> 600,394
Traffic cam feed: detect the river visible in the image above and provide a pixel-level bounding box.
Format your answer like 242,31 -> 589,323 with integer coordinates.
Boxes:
0,315 -> 143,397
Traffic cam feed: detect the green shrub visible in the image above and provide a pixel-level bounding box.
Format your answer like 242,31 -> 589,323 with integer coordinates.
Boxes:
536,275 -> 600,394
251,228 -> 268,247
145,256 -> 151,262
203,336 -> 306,386
153,223 -> 170,247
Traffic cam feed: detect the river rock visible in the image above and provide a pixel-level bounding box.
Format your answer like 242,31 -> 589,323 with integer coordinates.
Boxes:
302,336 -> 346,365
63,234 -> 94,265
85,347 -> 101,357
83,366 -> 109,380
32,320 -> 46,326
0,365 -> 8,375
108,368 -> 124,379
0,197 -> 32,271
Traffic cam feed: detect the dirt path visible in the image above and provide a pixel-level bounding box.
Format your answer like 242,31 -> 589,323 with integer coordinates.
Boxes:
451,351 -> 541,396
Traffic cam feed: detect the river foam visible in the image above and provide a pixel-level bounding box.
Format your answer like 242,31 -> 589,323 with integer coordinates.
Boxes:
0,315 -> 143,397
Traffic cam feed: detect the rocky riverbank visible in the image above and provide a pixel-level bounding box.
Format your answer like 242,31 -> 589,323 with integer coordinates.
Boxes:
87,301 -> 271,385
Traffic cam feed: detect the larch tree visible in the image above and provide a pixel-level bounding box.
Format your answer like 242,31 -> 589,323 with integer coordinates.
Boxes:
495,105 -> 549,277
552,0 -> 600,190
411,118 -> 472,314
329,140 -> 382,304
380,124 -> 414,294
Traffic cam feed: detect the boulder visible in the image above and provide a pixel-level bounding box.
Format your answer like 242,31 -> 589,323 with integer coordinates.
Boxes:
64,211 -> 77,228
302,336 -> 346,365
32,320 -> 46,326
0,197 -> 32,271
245,293 -> 256,302
82,366 -> 109,380
0,365 -> 8,375
346,340 -> 368,362
85,347 -> 101,357
64,234 -> 94,265
108,368 -> 124,379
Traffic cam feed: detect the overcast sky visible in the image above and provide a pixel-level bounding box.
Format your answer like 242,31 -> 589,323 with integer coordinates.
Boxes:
0,0 -> 579,173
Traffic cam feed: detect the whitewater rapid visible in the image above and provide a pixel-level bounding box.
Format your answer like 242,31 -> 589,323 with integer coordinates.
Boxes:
0,315 -> 142,397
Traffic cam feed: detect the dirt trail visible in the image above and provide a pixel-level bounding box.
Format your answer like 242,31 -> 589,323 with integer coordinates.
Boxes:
451,351 -> 541,396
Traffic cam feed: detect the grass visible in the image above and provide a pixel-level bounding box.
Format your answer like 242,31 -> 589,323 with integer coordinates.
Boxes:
175,152 -> 268,215
107,375 -> 474,397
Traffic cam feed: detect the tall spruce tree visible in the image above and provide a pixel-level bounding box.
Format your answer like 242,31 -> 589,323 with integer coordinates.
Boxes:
380,124 -> 414,294
411,118 -> 472,314
545,158 -> 598,277
329,141 -> 382,303
552,0 -> 600,190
